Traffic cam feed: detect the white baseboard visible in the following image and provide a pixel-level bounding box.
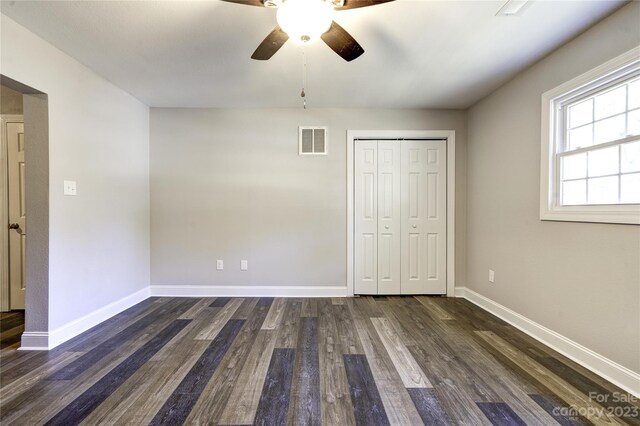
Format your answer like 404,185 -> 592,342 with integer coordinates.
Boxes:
150,285 -> 349,298
20,286 -> 150,351
455,286 -> 640,398
19,332 -> 50,350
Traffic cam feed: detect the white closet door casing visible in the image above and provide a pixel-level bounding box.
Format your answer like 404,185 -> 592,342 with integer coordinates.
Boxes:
354,140 -> 378,294
7,122 -> 26,309
377,141 -> 401,294
401,140 -> 446,294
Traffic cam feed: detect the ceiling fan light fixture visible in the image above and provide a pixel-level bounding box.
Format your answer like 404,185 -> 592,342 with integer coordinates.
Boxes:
276,0 -> 333,43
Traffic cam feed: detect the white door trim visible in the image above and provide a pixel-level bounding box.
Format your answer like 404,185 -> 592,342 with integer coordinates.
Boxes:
0,115 -> 24,312
347,130 -> 456,297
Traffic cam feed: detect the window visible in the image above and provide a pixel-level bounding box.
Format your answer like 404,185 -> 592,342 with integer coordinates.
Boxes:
540,47 -> 640,224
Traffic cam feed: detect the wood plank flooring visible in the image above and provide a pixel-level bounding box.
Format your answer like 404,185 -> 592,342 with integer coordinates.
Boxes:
0,296 -> 638,425
0,311 -> 24,350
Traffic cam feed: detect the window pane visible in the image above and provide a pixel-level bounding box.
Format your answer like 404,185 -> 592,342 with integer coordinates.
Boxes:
588,176 -> 619,204
627,109 -> 640,136
594,85 -> 626,120
568,124 -> 592,150
562,179 -> 586,205
569,99 -> 593,129
594,114 -> 625,145
620,173 -> 640,204
561,152 -> 587,180
629,78 -> 640,110
588,145 -> 619,177
621,141 -> 640,173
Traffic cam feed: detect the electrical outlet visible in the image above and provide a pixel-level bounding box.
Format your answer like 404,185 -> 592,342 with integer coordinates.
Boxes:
216,260 -> 224,270
489,269 -> 495,283
63,180 -> 77,196
241,260 -> 248,271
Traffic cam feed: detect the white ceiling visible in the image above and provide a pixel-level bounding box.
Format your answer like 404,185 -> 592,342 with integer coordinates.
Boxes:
0,0 -> 625,108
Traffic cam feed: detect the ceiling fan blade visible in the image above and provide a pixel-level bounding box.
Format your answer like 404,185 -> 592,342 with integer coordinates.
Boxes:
335,0 -> 395,10
251,26 -> 289,60
220,0 -> 265,7
321,21 -> 364,62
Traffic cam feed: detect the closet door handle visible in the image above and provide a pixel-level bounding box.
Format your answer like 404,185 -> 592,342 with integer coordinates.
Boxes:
412,224 -> 417,228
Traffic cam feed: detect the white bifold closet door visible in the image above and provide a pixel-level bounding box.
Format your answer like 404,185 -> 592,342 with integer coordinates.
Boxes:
354,139 -> 446,295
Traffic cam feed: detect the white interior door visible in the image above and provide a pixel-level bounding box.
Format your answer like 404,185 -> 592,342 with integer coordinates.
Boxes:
354,139 -> 446,295
354,140 -> 378,294
7,121 -> 26,309
377,141 -> 401,294
401,140 -> 446,294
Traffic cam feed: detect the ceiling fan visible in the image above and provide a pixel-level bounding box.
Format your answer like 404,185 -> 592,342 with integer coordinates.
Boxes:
221,0 -> 396,62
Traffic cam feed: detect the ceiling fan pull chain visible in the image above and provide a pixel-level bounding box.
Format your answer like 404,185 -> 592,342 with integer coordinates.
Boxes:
301,46 -> 308,109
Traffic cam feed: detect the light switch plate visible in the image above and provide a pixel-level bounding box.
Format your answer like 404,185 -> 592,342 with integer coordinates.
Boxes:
241,260 -> 248,271
63,180 -> 77,196
216,260 -> 224,270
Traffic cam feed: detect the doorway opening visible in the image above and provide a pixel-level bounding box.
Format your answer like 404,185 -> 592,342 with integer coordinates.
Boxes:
0,75 -> 49,350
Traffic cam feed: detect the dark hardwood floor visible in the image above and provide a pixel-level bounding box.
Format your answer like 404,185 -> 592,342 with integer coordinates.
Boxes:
0,311 -> 24,350
0,296 -> 638,425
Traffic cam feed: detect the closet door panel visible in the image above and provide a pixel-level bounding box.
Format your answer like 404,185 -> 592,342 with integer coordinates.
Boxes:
355,141 -> 378,294
377,141 -> 401,294
401,140 -> 446,294
425,143 -> 446,292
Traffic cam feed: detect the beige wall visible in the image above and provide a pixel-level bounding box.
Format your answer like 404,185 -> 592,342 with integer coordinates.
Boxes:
150,108 -> 466,289
1,15 -> 150,331
22,94 -> 50,332
466,2 -> 640,372
1,84 -> 23,114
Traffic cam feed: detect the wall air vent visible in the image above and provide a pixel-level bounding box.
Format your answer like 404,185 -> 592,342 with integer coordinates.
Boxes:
299,126 -> 328,155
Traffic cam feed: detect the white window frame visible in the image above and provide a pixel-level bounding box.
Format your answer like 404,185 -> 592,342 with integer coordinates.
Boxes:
540,46 -> 640,225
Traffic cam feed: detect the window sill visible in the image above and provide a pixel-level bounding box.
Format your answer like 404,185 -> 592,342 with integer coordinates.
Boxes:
540,207 -> 640,225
